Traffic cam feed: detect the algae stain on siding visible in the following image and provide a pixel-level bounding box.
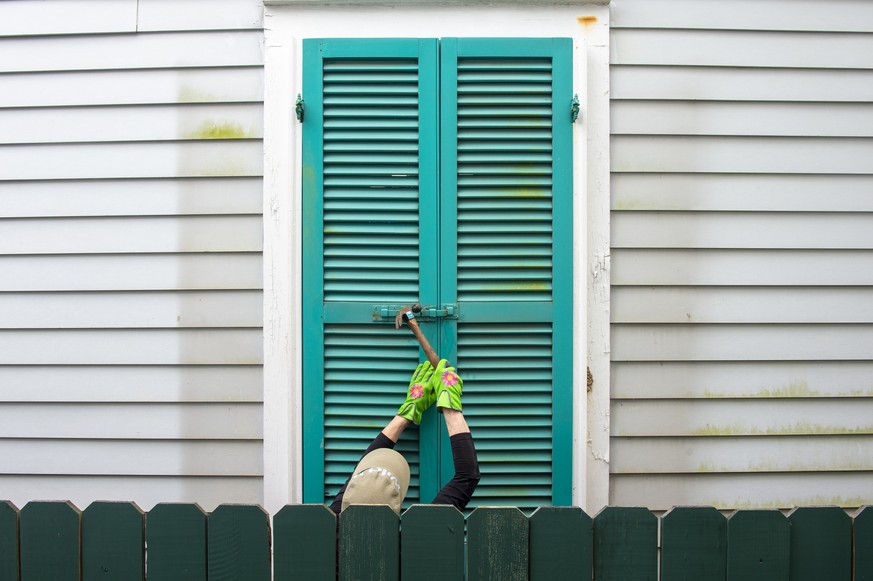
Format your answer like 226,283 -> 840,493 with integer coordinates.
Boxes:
703,381 -> 819,398
691,422 -> 873,436
186,121 -> 252,140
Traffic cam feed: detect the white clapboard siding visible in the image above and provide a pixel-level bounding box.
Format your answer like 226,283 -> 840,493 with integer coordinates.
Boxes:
1,0 -> 265,510
610,0 -> 873,510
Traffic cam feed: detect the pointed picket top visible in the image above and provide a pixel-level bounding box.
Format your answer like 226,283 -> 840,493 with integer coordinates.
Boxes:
0,501 -> 20,581
594,506 -> 658,581
339,505 -> 400,581
274,504 -> 337,581
727,509 -> 789,581
529,506 -> 593,581
83,501 -> 145,581
401,505 -> 464,581
20,501 -> 82,581
467,506 -> 529,581
146,503 -> 208,581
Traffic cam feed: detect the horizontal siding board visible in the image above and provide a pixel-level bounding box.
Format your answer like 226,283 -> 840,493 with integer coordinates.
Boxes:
612,249 -> 873,286
0,254 -> 262,291
0,291 -> 263,329
0,0 -> 137,36
612,435 -> 873,474
0,365 -> 263,402
0,329 -> 263,365
0,31 -> 263,73
612,174 -> 873,212
610,472 -> 873,510
0,403 -> 262,439
0,104 -> 264,144
0,177 -> 263,218
611,101 -> 873,137
611,0 -> 873,32
0,141 -> 264,180
0,68 -> 264,108
136,0 -> 263,32
612,65 -> 873,102
612,399 -> 873,437
611,29 -> 873,69
612,136 -> 873,174
612,211 -> 873,249
0,216 -> 263,254
612,323 -> 873,361
0,439 -> 262,475
612,361 -> 873,399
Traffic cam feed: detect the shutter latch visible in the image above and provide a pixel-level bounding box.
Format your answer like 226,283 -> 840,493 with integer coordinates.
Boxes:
373,304 -> 459,321
570,94 -> 580,123
295,94 -> 305,122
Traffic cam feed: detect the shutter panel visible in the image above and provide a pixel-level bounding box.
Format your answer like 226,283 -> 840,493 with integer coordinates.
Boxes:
302,39 -> 439,505
439,38 -> 574,509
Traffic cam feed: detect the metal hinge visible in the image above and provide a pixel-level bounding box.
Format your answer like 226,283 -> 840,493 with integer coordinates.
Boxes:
295,94 -> 304,122
373,304 -> 459,321
570,94 -> 580,123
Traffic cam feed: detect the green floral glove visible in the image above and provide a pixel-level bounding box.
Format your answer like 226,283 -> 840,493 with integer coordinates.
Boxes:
432,359 -> 463,413
396,361 -> 438,425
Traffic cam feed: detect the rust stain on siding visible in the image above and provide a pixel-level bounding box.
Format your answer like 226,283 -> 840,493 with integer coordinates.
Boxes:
577,16 -> 598,28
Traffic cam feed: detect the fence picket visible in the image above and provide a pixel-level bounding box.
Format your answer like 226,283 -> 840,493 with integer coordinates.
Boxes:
594,506 -> 658,581
661,506 -> 727,581
20,501 -> 81,581
856,507 -> 873,581
467,507 -> 529,581
207,504 -> 270,581
788,506 -> 851,581
273,504 -> 336,581
401,505 -> 464,581
339,505 -> 399,581
0,501 -> 19,581
82,501 -> 144,581
529,506 -> 592,581
145,503 -> 207,581
727,510 -> 789,581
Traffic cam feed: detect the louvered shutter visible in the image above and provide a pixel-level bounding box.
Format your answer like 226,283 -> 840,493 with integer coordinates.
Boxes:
438,38 -> 573,509
301,39 -> 440,505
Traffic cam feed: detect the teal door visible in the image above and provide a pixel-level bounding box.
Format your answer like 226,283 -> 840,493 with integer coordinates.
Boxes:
303,37 -> 573,510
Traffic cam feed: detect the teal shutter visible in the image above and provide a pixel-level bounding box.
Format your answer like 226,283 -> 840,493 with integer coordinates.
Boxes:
439,38 -> 573,509
302,39 -> 440,505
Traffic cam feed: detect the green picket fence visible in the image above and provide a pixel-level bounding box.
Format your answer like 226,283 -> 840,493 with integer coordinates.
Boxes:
0,501 -> 871,580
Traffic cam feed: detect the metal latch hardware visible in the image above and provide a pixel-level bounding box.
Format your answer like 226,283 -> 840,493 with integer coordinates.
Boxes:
372,304 -> 459,322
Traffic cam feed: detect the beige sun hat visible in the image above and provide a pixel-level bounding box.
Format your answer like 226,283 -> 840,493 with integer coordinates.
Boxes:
341,448 -> 410,515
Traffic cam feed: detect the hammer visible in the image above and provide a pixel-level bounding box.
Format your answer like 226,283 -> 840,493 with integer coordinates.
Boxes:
395,304 -> 440,368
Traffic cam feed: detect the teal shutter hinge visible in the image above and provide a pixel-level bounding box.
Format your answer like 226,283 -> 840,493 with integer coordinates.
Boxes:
570,94 -> 580,123
373,304 -> 459,321
295,94 -> 304,122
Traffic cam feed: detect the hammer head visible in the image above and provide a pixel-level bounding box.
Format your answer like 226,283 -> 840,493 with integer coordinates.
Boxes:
395,304 -> 422,329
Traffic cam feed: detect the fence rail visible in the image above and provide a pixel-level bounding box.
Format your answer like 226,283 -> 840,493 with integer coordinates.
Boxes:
1,500 -> 871,580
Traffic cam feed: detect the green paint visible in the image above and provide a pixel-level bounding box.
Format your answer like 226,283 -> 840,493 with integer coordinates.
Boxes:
788,507 -> 851,581
82,502 -> 144,581
186,121 -> 251,140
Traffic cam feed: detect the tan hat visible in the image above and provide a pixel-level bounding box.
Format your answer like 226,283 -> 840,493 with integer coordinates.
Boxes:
341,448 -> 410,515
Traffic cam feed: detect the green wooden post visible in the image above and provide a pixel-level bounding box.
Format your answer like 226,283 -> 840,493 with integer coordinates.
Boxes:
529,506 -> 592,581
339,505 -> 399,581
594,506 -> 658,581
855,506 -> 873,581
207,504 -> 270,581
467,507 -> 529,581
273,504 -> 336,581
727,510 -> 789,581
0,501 -> 19,581
661,506 -> 727,581
788,506 -> 851,581
20,501 -> 81,581
401,505 -> 465,581
82,501 -> 144,581
145,503 -> 207,581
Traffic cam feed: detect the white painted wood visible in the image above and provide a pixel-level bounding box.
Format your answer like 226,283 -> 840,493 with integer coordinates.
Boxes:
0,475 -> 261,512
0,329 -> 263,365
611,249 -> 873,286
0,104 -> 264,144
0,365 -> 263,402
0,31 -> 264,73
612,136 -> 873,174
0,216 -> 263,255
612,399 -> 873,437
0,291 -> 263,329
611,0 -> 873,33
0,68 -> 264,108
612,101 -> 873,137
612,324 -> 873,362
0,439 -> 262,475
0,254 -> 262,291
612,287 -> 873,324
611,211 -> 873,249
612,435 -> 873,474
0,403 -> 262,439
612,174 -> 873,212
0,0 -> 137,36
612,65 -> 873,103
612,361 -> 873,399
0,178 -> 262,218
611,29 -> 873,69
610,472 -> 873,510
137,0 -> 264,31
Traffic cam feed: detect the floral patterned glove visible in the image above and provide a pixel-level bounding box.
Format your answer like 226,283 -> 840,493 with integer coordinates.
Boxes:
432,359 -> 463,413
396,361 -> 438,425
